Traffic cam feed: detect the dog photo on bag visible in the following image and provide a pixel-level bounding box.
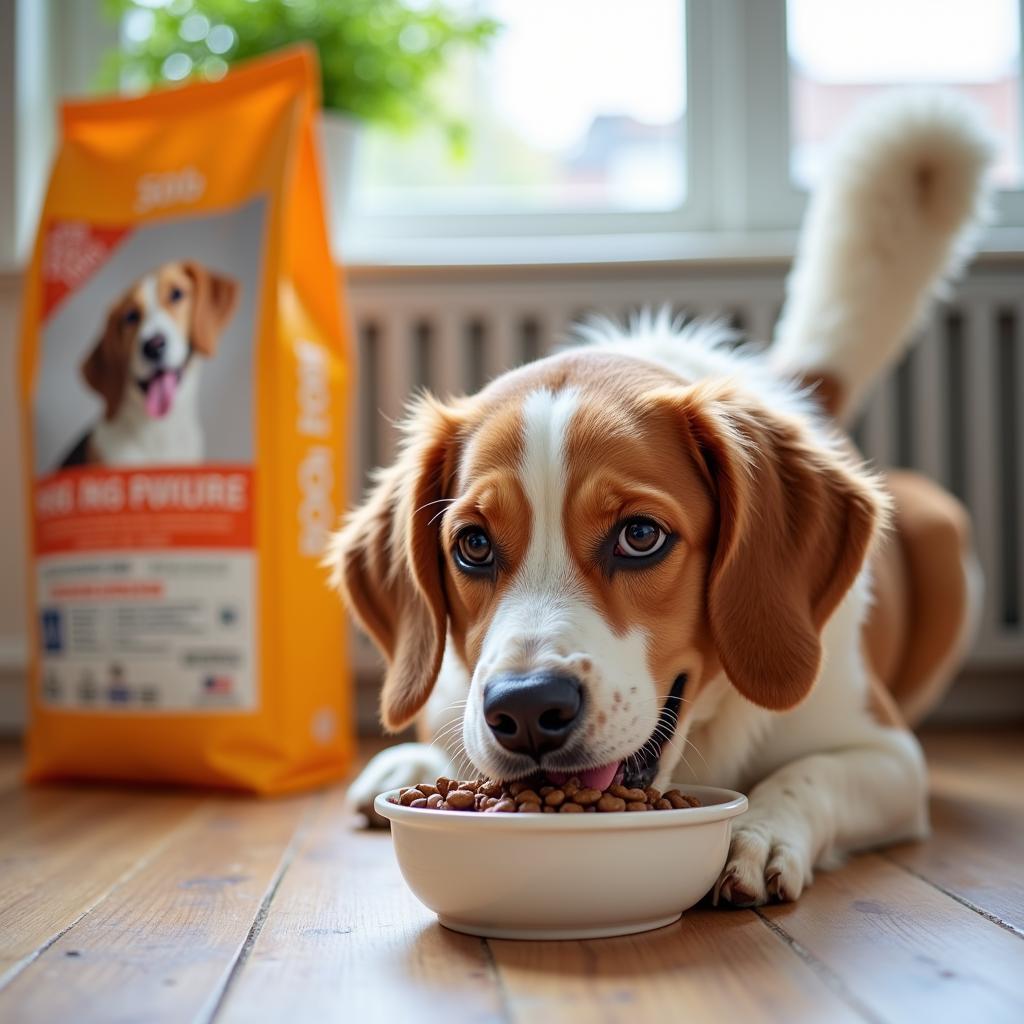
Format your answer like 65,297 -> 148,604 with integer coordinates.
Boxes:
33,206 -> 261,475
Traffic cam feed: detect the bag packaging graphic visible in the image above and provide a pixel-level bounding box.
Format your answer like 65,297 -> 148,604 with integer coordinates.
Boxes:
19,48 -> 354,793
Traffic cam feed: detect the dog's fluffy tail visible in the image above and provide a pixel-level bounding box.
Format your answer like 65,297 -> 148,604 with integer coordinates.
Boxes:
771,90 -> 994,424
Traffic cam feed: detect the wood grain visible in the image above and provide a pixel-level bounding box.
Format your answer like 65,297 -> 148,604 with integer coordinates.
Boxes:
0,787 -> 199,986
216,783 -> 507,1024
761,853 -> 1024,1024
1,729 -> 1023,1024
886,728 -> 1024,935
489,908 -> 866,1024
0,793 -> 311,1024
0,740 -> 24,794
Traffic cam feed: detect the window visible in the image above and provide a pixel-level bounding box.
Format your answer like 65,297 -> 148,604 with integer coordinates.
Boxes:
354,0 -> 687,217
4,0 -> 1024,268
788,0 -> 1022,188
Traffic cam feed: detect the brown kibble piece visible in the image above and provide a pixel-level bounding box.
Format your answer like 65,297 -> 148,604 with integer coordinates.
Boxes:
519,801 -> 542,813
544,789 -> 566,807
508,781 -> 528,796
654,798 -> 672,810
480,780 -> 503,798
416,783 -> 438,797
427,793 -> 444,808
559,801 -> 583,813
574,788 -> 602,806
563,778 -> 580,796
644,787 -> 661,803
436,777 -> 454,798
514,789 -> 541,805
597,795 -> 626,812
446,789 -> 477,810
399,788 -> 421,806
625,801 -> 648,812
492,798 -> 517,812
664,789 -> 702,809
410,797 -> 428,808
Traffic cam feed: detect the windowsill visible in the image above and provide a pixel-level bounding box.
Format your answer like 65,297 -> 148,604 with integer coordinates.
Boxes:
5,227 -> 1024,281
339,229 -> 801,273
339,225 -> 1024,275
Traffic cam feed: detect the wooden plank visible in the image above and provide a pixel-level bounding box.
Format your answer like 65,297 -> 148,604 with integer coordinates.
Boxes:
489,909 -> 865,1024
886,727 -> 1024,935
216,784 -> 507,1024
920,729 -> 1024,792
0,787 -> 199,986
0,793 -> 312,1024
887,791 -> 1024,937
761,853 -> 1024,1024
0,740 -> 24,794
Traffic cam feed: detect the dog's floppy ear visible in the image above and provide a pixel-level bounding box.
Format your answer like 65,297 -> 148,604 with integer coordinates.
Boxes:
182,261 -> 239,356
81,307 -> 129,421
325,396 -> 463,731
663,383 -> 887,710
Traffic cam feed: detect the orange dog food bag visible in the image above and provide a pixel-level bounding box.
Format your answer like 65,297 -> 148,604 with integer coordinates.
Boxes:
19,49 -> 354,793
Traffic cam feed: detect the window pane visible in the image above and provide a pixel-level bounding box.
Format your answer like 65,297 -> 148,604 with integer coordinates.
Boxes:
354,0 -> 686,216
788,0 -> 1021,188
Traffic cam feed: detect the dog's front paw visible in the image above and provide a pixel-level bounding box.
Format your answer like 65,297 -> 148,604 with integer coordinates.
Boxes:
347,743 -> 454,829
713,825 -> 813,907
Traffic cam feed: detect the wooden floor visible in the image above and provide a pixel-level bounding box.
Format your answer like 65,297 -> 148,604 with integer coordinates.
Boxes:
0,730 -> 1022,1024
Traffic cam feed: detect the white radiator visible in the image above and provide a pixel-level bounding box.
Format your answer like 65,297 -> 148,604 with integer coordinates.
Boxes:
345,261 -> 1024,674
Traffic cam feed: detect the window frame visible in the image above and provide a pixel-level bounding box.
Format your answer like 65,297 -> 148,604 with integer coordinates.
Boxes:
3,0 -> 1024,268
0,0 -> 116,269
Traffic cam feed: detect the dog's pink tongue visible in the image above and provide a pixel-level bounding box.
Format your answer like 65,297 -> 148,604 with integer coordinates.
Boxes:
547,761 -> 622,791
145,371 -> 178,418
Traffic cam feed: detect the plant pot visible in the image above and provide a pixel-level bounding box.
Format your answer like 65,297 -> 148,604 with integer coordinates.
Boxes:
318,111 -> 362,247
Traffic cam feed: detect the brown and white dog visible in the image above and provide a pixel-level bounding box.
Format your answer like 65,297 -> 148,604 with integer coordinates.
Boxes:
60,260 -> 239,468
333,93 -> 992,906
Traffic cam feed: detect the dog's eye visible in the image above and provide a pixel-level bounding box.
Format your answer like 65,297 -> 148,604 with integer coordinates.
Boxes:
454,527 -> 494,571
122,307 -> 141,328
615,518 -> 668,558
169,286 -> 184,303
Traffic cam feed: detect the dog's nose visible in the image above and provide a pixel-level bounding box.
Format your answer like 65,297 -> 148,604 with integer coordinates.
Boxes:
142,333 -> 167,363
484,673 -> 582,758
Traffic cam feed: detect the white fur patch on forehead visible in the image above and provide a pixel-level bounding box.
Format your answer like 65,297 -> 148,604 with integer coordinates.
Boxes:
138,275 -> 157,312
519,388 -> 578,585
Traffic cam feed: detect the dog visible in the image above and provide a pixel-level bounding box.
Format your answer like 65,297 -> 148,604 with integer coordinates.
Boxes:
59,260 -> 239,468
333,92 -> 992,906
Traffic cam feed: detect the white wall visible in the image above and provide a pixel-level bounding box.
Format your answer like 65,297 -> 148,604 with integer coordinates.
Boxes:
0,272 -> 29,728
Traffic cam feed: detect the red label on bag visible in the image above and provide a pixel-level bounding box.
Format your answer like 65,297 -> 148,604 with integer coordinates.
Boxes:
33,466 -> 254,555
41,221 -> 134,321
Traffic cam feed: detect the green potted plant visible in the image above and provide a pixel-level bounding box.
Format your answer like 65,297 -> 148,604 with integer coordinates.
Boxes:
100,0 -> 499,231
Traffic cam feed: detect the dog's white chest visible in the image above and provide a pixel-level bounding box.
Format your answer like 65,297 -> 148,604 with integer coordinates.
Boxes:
92,374 -> 204,466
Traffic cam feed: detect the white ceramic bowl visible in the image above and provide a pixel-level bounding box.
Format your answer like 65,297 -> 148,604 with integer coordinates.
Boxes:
374,784 -> 747,940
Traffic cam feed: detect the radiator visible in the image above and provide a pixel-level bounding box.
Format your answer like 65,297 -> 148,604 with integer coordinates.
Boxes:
345,261 -> 1024,673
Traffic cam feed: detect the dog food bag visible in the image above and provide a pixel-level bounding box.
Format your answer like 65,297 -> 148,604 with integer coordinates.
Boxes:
18,49 -> 354,793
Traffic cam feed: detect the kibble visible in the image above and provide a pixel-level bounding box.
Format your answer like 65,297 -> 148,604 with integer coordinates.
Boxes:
445,789 -> 476,810
392,778 -> 703,814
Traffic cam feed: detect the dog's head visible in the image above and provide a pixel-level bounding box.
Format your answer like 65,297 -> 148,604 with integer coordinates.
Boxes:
329,344 -> 885,789
82,261 -> 239,421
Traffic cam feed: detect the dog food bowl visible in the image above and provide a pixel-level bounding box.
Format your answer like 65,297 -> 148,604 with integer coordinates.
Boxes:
374,784 -> 747,940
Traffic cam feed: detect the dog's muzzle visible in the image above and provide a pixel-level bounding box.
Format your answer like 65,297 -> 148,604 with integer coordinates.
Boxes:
483,673 -> 582,759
